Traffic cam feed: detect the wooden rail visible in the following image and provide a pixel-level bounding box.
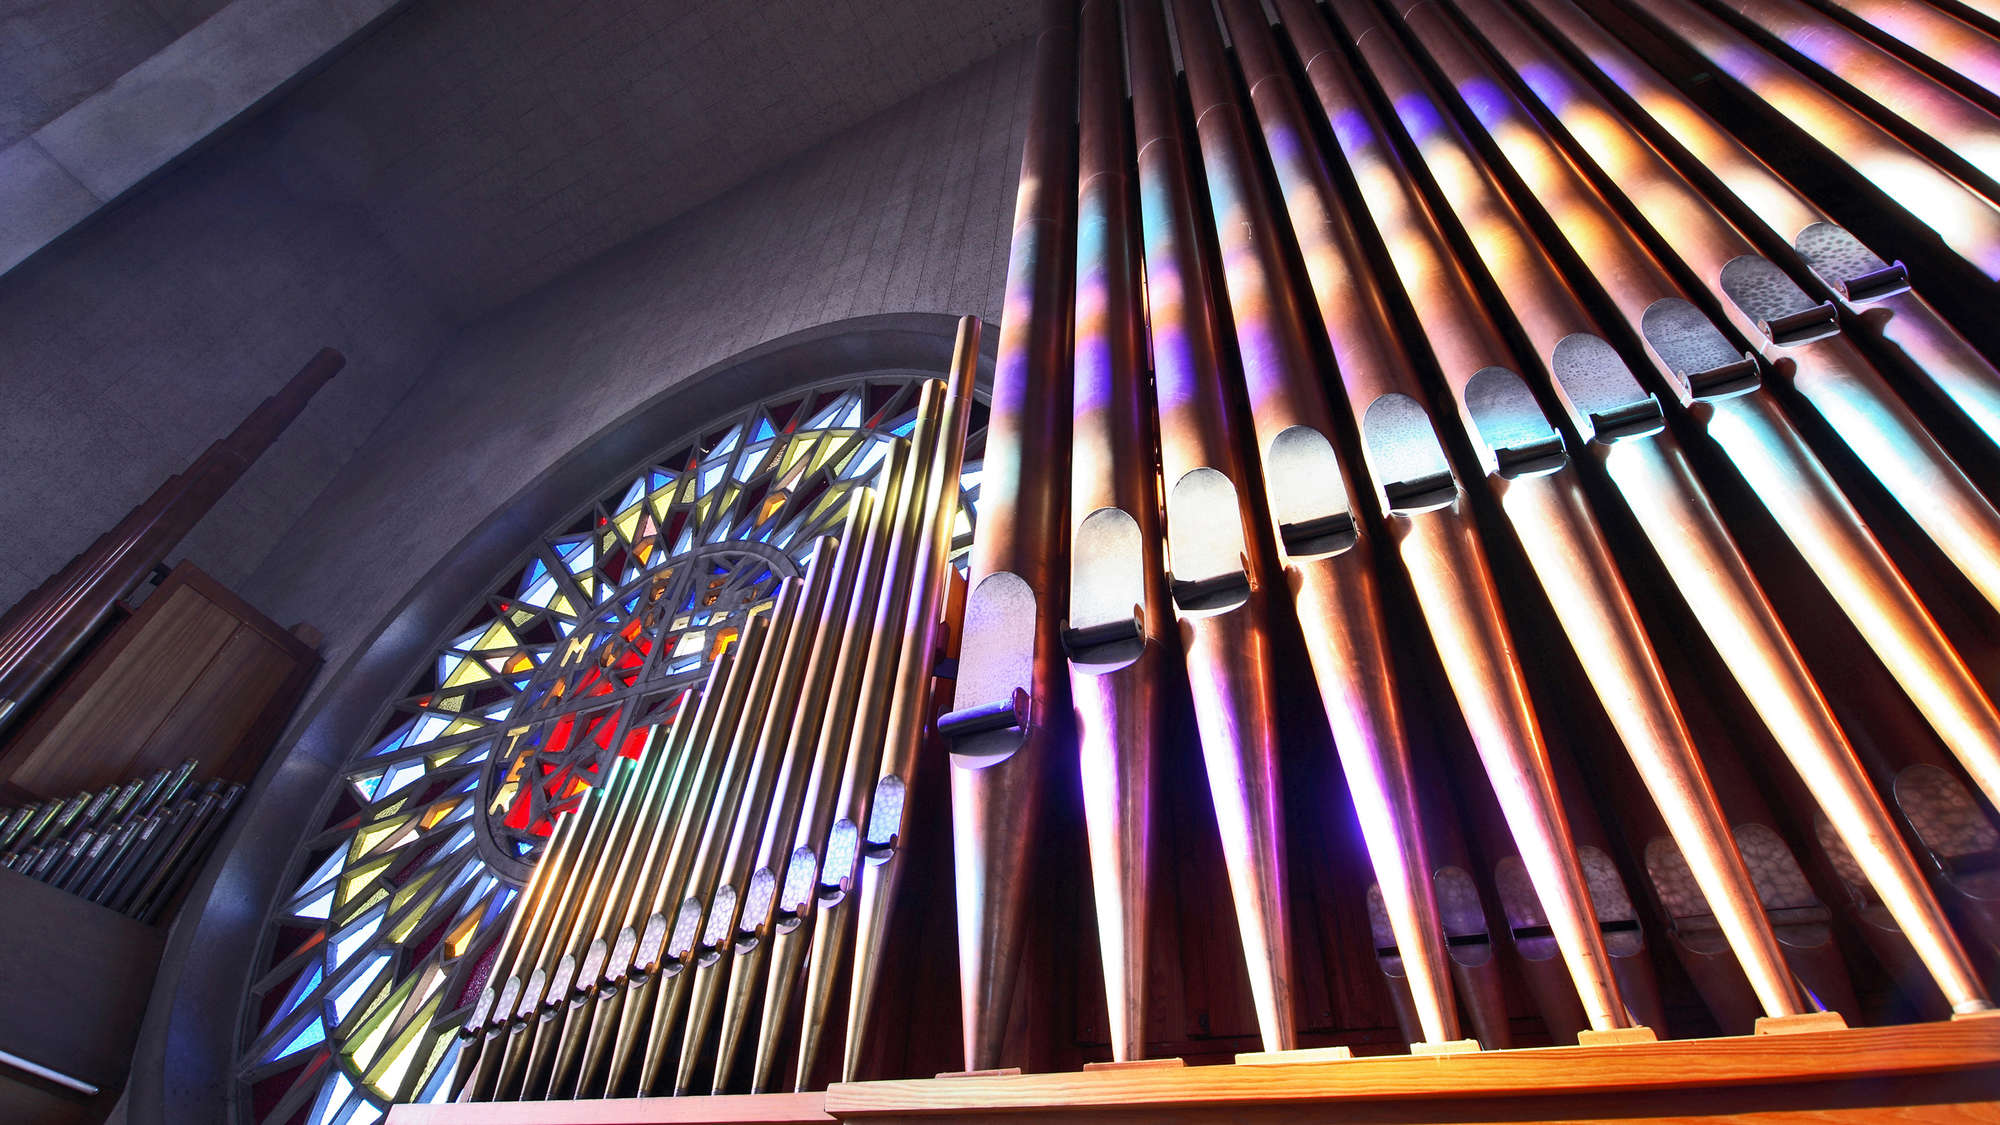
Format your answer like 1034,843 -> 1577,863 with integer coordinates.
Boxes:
388,1015 -> 2000,1123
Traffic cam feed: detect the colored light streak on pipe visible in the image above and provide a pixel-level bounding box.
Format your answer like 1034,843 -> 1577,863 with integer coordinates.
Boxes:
1505,0 -> 2000,449
1282,0 -> 1637,1036
1128,0 -> 1307,1060
1215,0 -> 1465,1050
1062,0 -> 1174,1066
942,0 -> 1077,1074
1398,0 -> 1992,1015
1363,0 -> 1817,1024
1456,0 -> 2000,622
1589,0 -> 2000,277
1810,0 -> 2000,102
1695,0 -> 2000,186
1438,0 -> 2000,807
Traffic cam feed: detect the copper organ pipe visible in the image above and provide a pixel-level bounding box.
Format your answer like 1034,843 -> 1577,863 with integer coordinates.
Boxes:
1506,0 -> 2000,453
1689,0 -> 2000,192
1063,0 -> 1175,1064
1169,0 -> 1444,1051
939,0 -> 1078,1075
1377,0 -> 1992,1013
1276,0 -> 1637,1034
1209,0 -> 1481,1050
1319,0 -> 1808,1024
1450,0 -> 2000,833
1593,0 -> 2000,280
1126,0 -> 1311,1058
1793,0 -> 2000,112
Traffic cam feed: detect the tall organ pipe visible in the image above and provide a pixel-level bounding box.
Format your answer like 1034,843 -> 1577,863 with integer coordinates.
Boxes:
939,0 -> 1078,1074
1377,0 -> 1993,1014
793,386 -> 946,1091
1794,0 -> 2000,111
1687,0 -> 2000,192
1063,0 -> 1175,1064
1508,0 -> 2000,451
1589,0 -> 2000,281
1443,0 -> 2000,818
1278,0 -> 1637,1034
1543,5 -> 2000,622
1125,0 -> 1305,1056
1170,0 -> 1464,1050
709,494 -> 878,1094
1209,0 -> 1495,1049
1306,0 -> 1811,1024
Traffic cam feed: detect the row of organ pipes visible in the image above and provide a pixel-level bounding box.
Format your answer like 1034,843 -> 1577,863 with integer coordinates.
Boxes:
455,0 -> 2000,1100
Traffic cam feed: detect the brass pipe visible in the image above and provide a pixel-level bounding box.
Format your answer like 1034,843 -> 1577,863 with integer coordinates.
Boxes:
453,754 -> 601,1100
595,643 -> 753,1093
1282,0 -> 1635,1033
1403,0 -> 1991,1015
1461,0 -> 2000,814
942,0 -> 1078,1074
1587,0 -> 2000,279
713,495 -> 876,1092
796,387 -> 948,1089
574,684 -> 723,1096
523,720 -> 678,1098
550,690 -> 702,1097
843,317 -> 981,1081
674,539 -> 841,1095
1357,0 -> 1808,1022
1687,0 -> 2000,190
752,448 -> 910,1091
1210,0 -> 1472,1049
1502,0 -> 2000,451
625,615 -> 775,1095
491,756 -> 638,1099
652,576 -> 813,1095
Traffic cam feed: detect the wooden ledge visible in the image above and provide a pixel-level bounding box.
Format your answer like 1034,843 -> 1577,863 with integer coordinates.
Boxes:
386,1091 -> 832,1124
826,1018 -> 1999,1116
386,1020 -> 2000,1123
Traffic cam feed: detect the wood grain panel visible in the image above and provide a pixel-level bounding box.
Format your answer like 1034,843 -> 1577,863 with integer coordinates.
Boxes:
4,584 -> 237,794
0,563 -> 318,797
823,1018 -> 2000,1114
133,624 -> 292,779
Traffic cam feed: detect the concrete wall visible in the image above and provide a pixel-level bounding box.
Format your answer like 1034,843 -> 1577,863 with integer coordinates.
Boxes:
1,0 -> 177,148
0,102 -> 455,619
237,37 -> 1030,690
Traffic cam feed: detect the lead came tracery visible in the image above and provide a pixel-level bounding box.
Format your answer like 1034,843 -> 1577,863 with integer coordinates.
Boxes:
239,376 -> 983,1125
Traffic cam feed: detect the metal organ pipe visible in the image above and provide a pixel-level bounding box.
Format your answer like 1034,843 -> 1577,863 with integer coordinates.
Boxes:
1278,0 -> 1643,1035
1284,0 -> 1810,1026
428,0 -> 2000,1107
1508,0 -> 2000,452
1374,0 -> 1993,1013
1430,0 -> 2000,831
940,0 -> 1079,1076
1065,0 -> 1175,1065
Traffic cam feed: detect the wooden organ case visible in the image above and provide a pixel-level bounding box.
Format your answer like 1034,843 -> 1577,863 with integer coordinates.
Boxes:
399,0 -> 2000,1120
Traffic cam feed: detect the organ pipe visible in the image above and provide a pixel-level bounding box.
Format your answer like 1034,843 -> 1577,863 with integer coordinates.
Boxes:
433,0 -> 2000,1108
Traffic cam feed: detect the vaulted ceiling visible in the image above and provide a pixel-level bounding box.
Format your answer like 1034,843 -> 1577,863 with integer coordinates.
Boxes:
270,0 -> 1042,318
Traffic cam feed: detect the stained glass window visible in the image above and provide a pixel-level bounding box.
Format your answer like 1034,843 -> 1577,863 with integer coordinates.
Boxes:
238,375 -> 982,1125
